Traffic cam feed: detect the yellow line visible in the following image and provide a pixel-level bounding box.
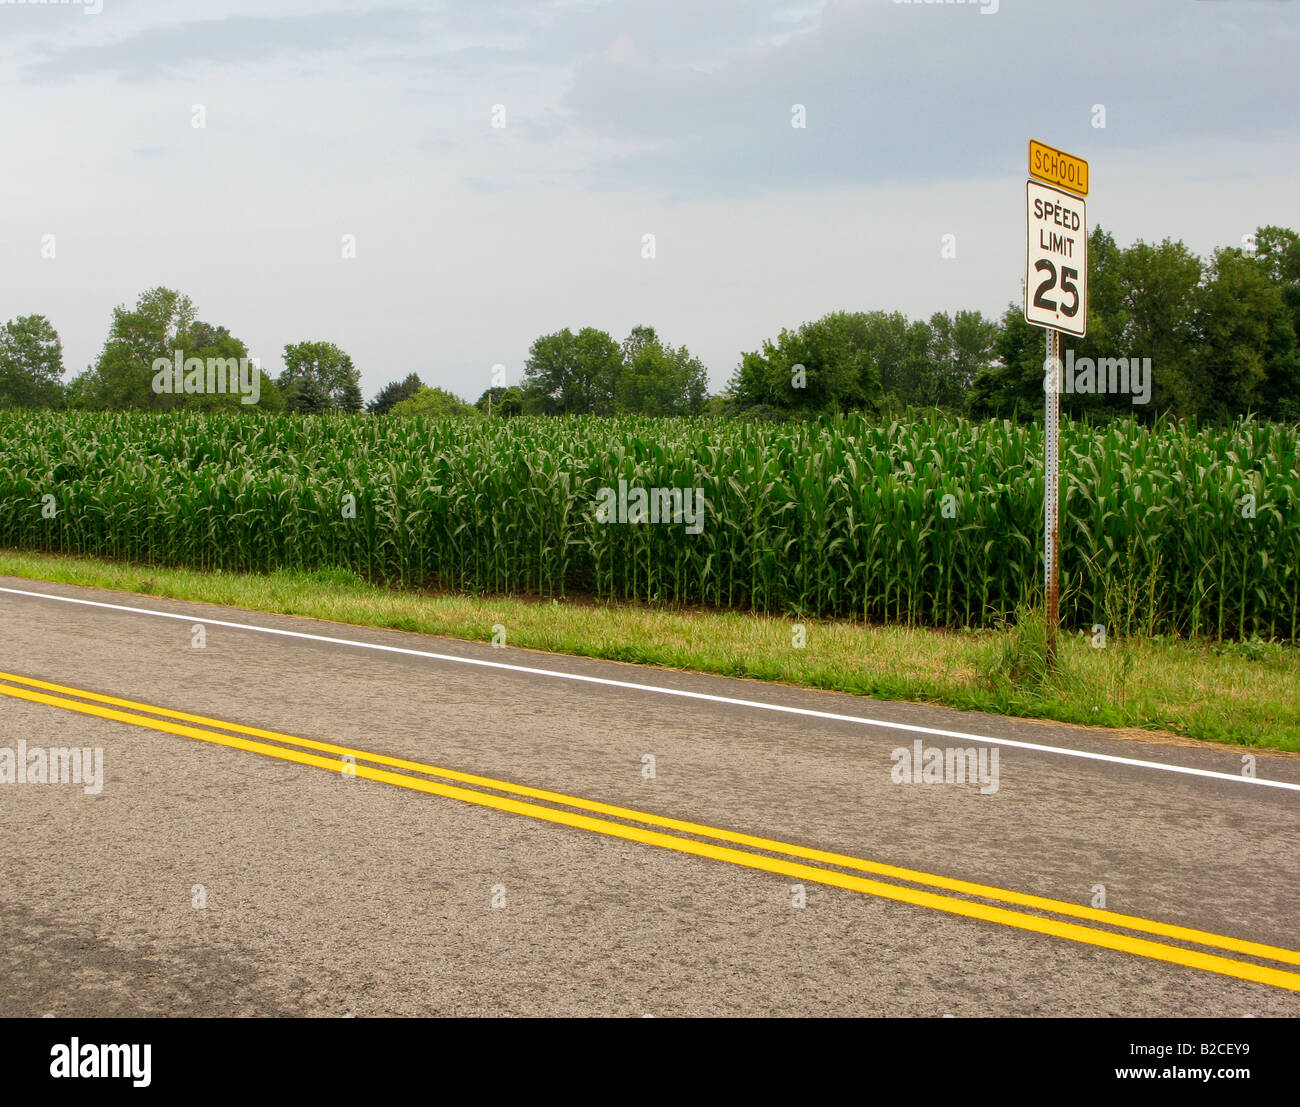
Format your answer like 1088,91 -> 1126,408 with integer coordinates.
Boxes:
2,679 -> 1300,993
2,668 -> 1296,970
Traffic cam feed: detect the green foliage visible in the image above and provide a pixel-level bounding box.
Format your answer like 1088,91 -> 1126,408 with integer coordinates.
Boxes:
924,310 -> 999,409
1254,226 -> 1300,333
390,385 -> 478,417
522,325 -> 711,416
1251,226 -> 1300,421
67,288 -> 278,412
280,340 -> 362,413
969,303 -> 1045,419
1196,247 -> 1298,423
727,310 -> 884,414
475,386 -> 524,416
970,225 -> 1300,424
976,605 -> 1058,696
71,287 -> 197,410
368,373 -> 422,415
522,327 -> 623,414
176,322 -> 283,413
1113,236 -> 1203,413
1210,635 -> 1273,663
860,313 -> 931,408
0,315 -> 65,409
1,411 -> 1296,642
616,325 -> 708,415
728,308 -> 997,416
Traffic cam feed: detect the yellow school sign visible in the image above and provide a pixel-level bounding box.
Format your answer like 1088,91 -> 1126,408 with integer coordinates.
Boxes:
1029,138 -> 1089,197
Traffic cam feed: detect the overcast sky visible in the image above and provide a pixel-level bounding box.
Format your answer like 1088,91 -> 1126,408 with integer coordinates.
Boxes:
2,0 -> 1297,401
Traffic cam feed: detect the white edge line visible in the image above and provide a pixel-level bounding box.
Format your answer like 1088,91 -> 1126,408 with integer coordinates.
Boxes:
1,583 -> 1296,794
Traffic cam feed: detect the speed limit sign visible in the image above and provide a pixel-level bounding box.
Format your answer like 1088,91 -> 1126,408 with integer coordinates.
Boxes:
1024,140 -> 1089,670
1025,178 -> 1087,336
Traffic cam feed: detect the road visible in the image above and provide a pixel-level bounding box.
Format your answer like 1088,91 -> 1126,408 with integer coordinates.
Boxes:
1,575 -> 1297,1017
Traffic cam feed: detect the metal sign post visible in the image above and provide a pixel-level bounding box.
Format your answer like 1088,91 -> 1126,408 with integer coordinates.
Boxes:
1044,327 -> 1060,668
1026,140 -> 1088,672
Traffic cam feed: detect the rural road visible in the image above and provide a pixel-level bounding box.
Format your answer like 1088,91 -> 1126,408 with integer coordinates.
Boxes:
1,576 -> 1297,1017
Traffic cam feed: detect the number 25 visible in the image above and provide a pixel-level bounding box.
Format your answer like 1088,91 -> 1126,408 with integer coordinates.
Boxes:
1033,261 -> 1080,317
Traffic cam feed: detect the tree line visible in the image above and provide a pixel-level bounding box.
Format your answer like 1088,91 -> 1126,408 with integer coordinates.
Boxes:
724,224 -> 1299,423
2,224 -> 1295,423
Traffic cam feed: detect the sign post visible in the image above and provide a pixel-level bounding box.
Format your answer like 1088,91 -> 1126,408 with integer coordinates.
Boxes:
1043,326 -> 1060,667
1025,140 -> 1088,668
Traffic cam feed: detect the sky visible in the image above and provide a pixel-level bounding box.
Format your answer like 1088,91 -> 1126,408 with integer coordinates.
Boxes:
2,0 -> 1297,402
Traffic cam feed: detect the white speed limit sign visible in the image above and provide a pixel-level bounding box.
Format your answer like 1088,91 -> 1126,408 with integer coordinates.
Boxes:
1025,179 -> 1087,337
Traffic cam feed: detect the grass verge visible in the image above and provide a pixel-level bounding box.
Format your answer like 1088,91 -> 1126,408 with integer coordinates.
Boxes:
1,548 -> 1297,753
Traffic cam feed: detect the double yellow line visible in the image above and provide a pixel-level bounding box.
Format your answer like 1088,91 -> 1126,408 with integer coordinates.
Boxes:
3,667 -> 1299,993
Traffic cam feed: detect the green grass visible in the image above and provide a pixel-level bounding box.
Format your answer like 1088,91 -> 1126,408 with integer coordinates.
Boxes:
3,548 -> 1298,753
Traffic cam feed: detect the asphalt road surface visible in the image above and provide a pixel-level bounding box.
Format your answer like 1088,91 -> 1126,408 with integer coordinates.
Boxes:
1,575 -> 1297,1017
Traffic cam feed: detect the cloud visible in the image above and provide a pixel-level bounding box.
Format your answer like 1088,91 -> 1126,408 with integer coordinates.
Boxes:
23,7 -> 426,82
552,0 -> 1300,198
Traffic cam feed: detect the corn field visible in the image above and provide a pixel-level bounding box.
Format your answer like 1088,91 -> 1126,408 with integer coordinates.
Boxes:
0,410 -> 1296,640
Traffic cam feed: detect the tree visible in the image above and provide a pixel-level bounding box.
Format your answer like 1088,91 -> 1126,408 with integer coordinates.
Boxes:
390,386 -> 479,418
968,304 -> 1045,419
858,312 -> 931,409
71,287 -> 196,409
925,310 -> 998,411
979,226 -> 1136,423
0,314 -> 65,409
1054,225 -> 1134,421
615,325 -> 709,415
1194,247 -> 1297,422
475,386 -> 524,416
968,227 -> 1205,421
369,373 -> 422,414
1250,225 -> 1300,421
703,393 -> 737,418
521,327 -> 622,414
280,341 -> 363,413
68,287 -> 276,411
176,322 -> 282,412
728,310 -> 888,415
1112,237 -> 1202,415
337,378 -> 364,413
1254,226 -> 1300,323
